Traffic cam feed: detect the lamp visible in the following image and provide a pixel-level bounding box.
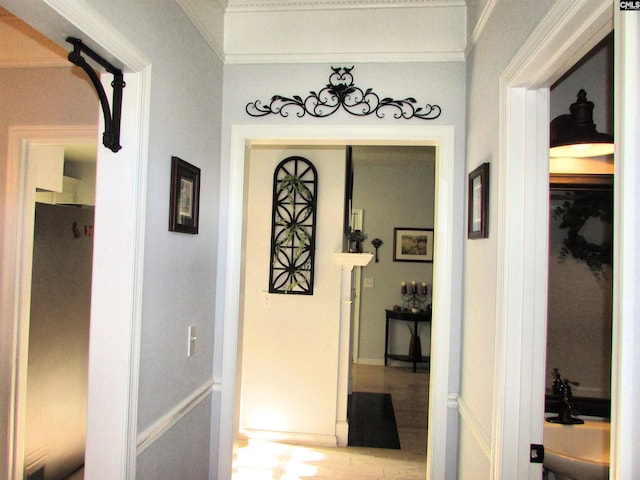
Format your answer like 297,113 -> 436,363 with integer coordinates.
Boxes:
550,89 -> 614,158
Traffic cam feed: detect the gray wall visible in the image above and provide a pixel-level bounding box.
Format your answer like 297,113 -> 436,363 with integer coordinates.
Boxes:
462,1 -> 557,477
352,146 -> 435,363
78,2 -> 224,478
2,2 -> 224,475
26,203 -> 94,480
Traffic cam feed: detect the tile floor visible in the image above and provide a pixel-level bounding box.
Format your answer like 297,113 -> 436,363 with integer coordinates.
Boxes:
232,363 -> 429,479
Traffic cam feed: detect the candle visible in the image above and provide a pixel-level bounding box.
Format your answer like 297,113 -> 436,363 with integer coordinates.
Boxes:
421,282 -> 427,295
401,282 -> 407,294
411,281 -> 417,293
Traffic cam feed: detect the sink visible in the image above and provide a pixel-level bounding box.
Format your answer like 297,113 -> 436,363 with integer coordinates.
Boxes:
544,419 -> 609,480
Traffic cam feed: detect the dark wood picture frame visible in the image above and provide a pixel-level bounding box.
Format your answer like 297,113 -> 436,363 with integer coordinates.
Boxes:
393,227 -> 434,263
468,162 -> 489,239
169,156 -> 200,234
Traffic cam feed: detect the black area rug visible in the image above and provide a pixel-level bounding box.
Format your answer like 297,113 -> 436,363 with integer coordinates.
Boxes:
348,392 -> 401,449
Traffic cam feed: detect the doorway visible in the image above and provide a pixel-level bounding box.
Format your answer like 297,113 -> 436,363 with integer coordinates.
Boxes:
349,145 -> 436,368
491,2 -> 620,477
217,124 -> 461,479
4,127 -> 98,480
26,200 -> 94,480
546,32 -> 614,405
24,143 -> 97,480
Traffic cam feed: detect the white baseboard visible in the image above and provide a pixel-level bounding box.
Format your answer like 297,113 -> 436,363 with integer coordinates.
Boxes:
355,358 -> 385,366
335,421 -> 348,447
239,429 -> 338,447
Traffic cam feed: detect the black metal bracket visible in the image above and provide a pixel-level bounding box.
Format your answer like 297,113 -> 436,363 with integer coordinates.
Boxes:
66,37 -> 125,153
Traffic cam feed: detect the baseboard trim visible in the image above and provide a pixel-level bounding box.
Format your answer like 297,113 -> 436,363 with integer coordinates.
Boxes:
355,358 -> 385,366
335,420 -> 348,447
136,378 -> 214,454
239,428 -> 338,448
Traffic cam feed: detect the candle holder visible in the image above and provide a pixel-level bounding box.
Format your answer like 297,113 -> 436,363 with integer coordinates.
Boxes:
400,282 -> 431,310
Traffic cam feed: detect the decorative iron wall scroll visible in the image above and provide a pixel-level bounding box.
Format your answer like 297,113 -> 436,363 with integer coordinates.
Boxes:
246,66 -> 441,120
269,156 -> 318,294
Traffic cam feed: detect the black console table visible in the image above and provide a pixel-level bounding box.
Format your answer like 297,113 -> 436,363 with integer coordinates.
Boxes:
385,308 -> 432,372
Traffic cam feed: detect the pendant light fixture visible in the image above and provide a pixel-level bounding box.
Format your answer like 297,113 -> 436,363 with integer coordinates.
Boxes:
550,89 -> 614,158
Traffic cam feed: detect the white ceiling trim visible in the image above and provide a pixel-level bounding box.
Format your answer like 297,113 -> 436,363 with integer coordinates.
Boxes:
226,0 -> 465,13
224,50 -> 464,64
467,0 -> 497,55
223,4 -> 466,63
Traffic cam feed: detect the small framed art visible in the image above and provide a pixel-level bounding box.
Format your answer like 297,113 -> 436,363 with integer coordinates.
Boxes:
169,156 -> 201,234
393,228 -> 434,263
468,162 -> 489,239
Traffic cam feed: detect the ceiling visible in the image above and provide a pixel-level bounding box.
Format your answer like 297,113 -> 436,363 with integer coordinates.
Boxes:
1,0 -> 467,66
176,0 -> 467,63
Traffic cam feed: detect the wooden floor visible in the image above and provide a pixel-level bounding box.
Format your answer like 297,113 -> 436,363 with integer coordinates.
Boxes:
233,363 -> 429,479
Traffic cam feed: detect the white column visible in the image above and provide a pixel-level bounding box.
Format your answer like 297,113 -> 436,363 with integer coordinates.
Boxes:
333,253 -> 373,446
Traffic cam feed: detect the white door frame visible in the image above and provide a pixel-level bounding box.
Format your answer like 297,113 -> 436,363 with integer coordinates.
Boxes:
0,1 -> 151,479
491,1 -> 639,478
610,7 -> 640,478
217,124 -> 462,479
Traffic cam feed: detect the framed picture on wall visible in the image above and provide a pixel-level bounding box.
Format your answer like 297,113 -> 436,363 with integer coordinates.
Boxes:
169,156 -> 201,234
393,228 -> 434,262
468,162 -> 489,239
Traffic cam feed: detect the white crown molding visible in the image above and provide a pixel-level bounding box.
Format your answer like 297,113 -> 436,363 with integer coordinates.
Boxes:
467,0 -> 497,55
225,50 -> 465,64
226,0 -> 464,12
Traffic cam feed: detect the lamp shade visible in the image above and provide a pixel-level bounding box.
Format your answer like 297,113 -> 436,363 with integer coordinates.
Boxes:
550,89 -> 614,158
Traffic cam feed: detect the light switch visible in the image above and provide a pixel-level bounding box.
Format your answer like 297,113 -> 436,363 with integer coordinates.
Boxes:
187,325 -> 197,357
364,277 -> 375,288
263,292 -> 272,308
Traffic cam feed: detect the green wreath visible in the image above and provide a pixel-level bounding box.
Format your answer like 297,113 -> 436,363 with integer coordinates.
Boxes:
553,190 -> 613,277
